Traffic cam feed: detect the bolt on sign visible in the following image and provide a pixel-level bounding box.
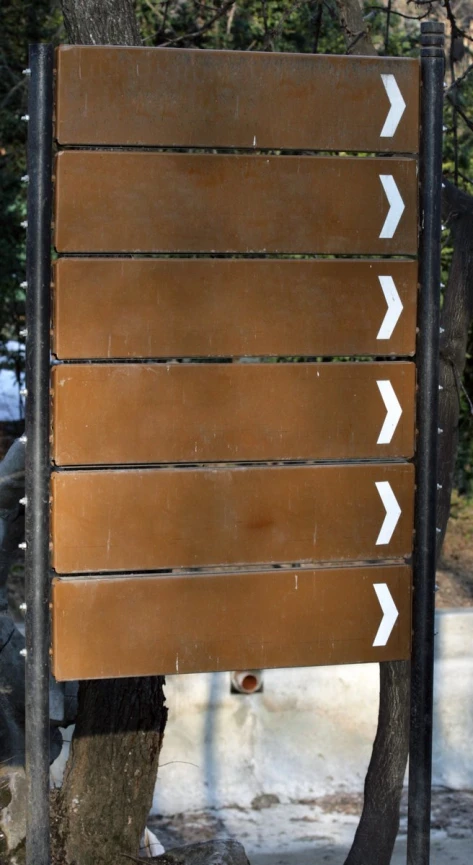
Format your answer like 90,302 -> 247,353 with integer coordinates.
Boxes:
46,46 -> 423,679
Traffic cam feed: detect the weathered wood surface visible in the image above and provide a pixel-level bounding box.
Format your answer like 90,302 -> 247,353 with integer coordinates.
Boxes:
51,362 -> 416,465
55,47 -> 419,153
50,463 -> 414,573
54,152 -> 418,254
52,258 -> 418,359
52,564 -> 411,680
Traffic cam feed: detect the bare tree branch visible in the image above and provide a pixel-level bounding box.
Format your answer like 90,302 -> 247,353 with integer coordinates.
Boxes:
160,0 -> 235,46
368,5 -> 432,22
444,61 -> 473,97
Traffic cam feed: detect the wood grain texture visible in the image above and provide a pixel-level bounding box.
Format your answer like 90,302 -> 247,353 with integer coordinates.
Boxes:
50,463 -> 414,574
55,47 -> 419,153
52,258 -> 418,359
52,565 -> 412,680
54,152 -> 418,255
51,362 -> 416,465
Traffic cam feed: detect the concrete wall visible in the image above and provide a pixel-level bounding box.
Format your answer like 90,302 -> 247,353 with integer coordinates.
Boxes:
151,609 -> 473,815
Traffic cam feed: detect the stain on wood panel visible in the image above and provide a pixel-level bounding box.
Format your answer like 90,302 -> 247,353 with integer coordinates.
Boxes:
50,463 -> 414,574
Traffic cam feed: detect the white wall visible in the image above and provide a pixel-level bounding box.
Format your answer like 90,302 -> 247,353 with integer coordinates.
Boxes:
151,609 -> 473,815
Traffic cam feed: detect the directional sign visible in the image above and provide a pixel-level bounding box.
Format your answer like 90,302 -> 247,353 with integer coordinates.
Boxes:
55,47 -> 419,153
45,45 -> 420,680
50,464 -> 414,574
54,152 -> 418,255
52,259 -> 418,359
51,362 -> 415,465
51,565 -> 412,681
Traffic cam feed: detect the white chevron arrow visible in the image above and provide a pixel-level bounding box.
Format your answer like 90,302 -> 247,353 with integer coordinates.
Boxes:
380,74 -> 406,138
375,481 -> 401,545
372,583 -> 399,646
377,275 -> 403,339
379,175 -> 405,239
376,380 -> 402,444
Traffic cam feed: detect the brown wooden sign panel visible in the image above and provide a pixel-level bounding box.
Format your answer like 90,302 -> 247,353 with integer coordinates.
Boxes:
51,463 -> 414,574
55,47 -> 419,154
52,362 -> 416,466
52,259 -> 418,360
51,564 -> 412,681
54,152 -> 418,255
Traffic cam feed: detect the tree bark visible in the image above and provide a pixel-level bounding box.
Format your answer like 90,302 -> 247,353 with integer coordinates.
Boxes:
333,0 -> 377,55
54,677 -> 167,865
52,6 -> 168,865
344,662 -> 410,865
437,180 -> 473,548
61,0 -> 142,45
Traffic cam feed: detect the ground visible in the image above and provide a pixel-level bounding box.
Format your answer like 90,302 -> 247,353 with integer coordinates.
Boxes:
149,790 -> 473,864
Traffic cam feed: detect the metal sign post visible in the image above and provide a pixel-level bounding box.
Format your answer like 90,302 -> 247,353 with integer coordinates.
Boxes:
408,21 -> 445,865
22,24 -> 444,865
24,42 -> 54,865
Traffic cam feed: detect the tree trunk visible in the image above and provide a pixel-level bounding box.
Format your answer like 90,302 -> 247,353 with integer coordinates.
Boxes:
437,181 -> 473,547
54,677 -> 167,865
333,0 -> 377,55
61,0 -> 142,45
52,6 -> 168,865
344,662 -> 410,865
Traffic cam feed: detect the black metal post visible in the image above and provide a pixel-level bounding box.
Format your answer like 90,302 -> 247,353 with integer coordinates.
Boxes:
24,43 -> 54,865
407,22 -> 444,865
